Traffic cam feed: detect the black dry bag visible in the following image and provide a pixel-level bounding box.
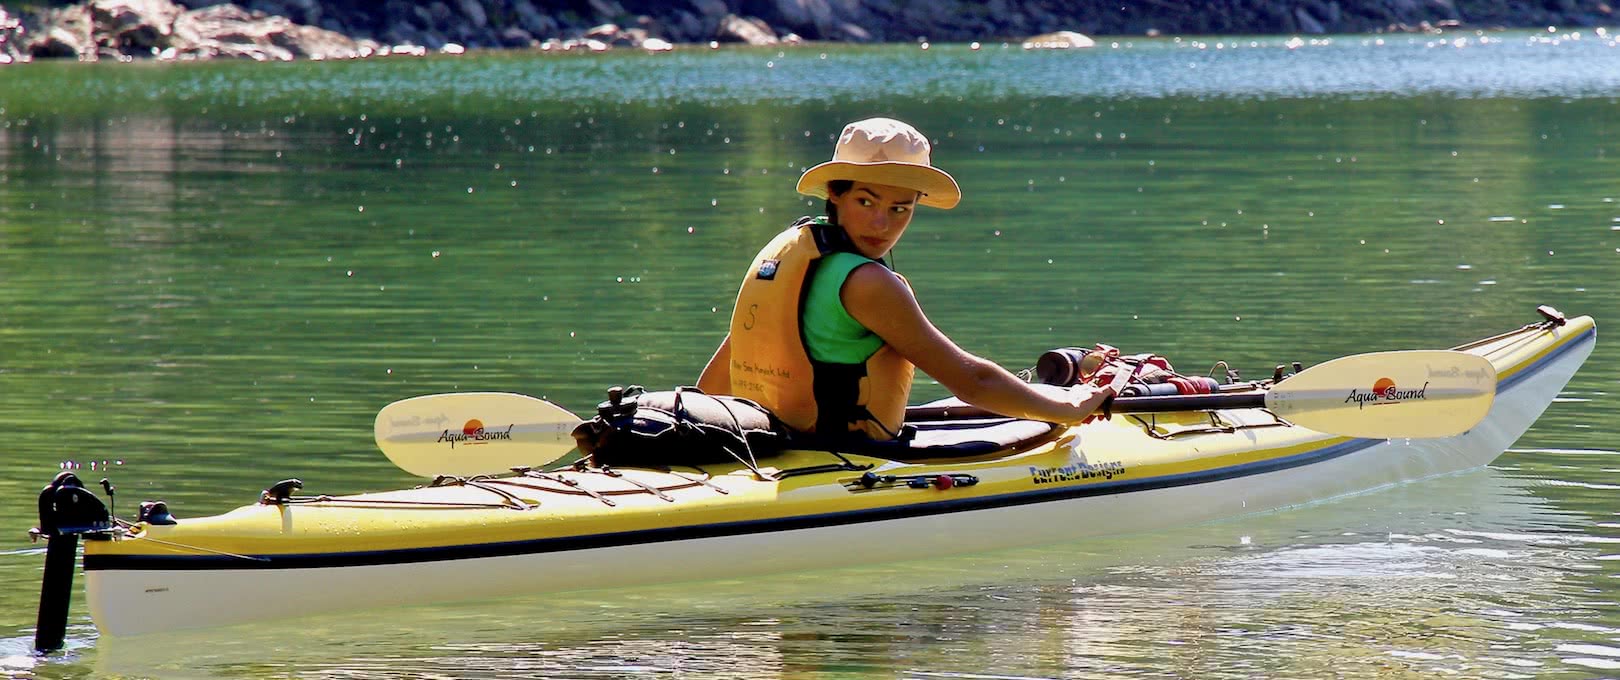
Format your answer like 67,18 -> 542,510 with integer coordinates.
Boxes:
571,386 -> 785,468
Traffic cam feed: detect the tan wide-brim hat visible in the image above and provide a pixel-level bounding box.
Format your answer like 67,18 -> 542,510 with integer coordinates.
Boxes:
796,117 -> 961,209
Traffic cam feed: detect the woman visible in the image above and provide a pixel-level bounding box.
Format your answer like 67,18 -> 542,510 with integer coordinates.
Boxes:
698,117 -> 1118,442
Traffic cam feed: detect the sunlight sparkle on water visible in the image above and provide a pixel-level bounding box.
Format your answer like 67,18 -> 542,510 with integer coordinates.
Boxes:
1564,658 -> 1620,670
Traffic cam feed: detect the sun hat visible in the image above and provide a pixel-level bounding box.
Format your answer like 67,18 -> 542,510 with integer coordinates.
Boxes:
795,118 -> 961,209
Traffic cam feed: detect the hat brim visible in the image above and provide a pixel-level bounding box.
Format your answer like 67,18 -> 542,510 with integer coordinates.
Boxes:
796,161 -> 961,209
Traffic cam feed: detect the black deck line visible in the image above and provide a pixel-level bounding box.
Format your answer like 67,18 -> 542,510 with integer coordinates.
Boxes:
85,326 -> 1593,573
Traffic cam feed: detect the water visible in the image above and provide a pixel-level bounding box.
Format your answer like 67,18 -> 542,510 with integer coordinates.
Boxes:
2,33 -> 1618,678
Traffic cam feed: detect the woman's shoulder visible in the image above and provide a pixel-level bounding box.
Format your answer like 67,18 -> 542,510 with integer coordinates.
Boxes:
821,250 -> 875,269
838,256 -> 913,308
809,252 -> 879,291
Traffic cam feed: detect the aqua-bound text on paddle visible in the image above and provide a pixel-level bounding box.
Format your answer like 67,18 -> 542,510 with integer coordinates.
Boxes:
438,422 -> 514,448
1344,380 -> 1429,409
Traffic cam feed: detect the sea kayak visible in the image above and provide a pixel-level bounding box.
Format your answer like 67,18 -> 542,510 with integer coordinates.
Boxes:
31,308 -> 1595,641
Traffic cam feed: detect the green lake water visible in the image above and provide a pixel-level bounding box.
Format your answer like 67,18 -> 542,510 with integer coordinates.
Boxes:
1,32 -> 1618,678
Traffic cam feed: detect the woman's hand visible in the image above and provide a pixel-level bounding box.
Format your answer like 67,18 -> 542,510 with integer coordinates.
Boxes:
1064,383 -> 1118,424
1066,363 -> 1135,423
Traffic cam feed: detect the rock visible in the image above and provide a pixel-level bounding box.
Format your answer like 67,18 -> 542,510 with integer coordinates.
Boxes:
669,10 -> 704,41
499,26 -> 535,47
172,5 -> 262,44
381,19 -> 418,45
1425,0 -> 1462,21
619,26 -> 651,46
574,22 -> 668,49
689,0 -> 727,14
170,3 -> 372,61
30,26 -> 91,59
385,43 -> 427,56
1025,4 -> 1060,28
287,0 -> 321,27
894,2 -> 947,39
717,14 -> 777,45
1387,0 -> 1423,21
1294,7 -> 1326,33
90,0 -> 183,53
283,22 -> 378,58
1021,30 -> 1095,49
512,0 -> 557,37
588,0 -> 627,19
28,6 -> 97,60
1322,1 -> 1344,25
541,35 -> 609,52
764,0 -> 875,41
427,2 -> 453,26
835,21 -> 870,41
1,6 -> 32,63
417,28 -> 448,49
32,27 -> 92,59
455,0 -> 487,29
410,5 -> 435,29
446,21 -> 475,45
20,0 -> 384,61
772,0 -> 835,27
687,0 -> 729,26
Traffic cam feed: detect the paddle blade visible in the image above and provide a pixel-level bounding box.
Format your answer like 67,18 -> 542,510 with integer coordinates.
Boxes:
375,393 -> 583,477
1265,350 -> 1496,439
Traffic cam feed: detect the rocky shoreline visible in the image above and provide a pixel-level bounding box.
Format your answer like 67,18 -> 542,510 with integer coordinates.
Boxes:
1,0 -> 1614,64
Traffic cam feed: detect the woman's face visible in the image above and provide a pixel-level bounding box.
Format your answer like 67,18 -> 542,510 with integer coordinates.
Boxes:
828,181 -> 920,259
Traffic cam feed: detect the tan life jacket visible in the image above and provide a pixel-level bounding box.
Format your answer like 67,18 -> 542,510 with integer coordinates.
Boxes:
726,218 -> 914,440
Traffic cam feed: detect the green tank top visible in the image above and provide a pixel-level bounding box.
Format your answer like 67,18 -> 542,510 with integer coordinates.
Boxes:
803,251 -> 886,364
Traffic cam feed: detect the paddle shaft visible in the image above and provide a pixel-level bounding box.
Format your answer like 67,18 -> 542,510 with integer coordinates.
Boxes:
906,391 -> 1264,421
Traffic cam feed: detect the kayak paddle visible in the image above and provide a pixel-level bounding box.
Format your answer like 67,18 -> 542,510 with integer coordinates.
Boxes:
374,349 -> 1496,477
374,392 -> 583,478
1254,348 -> 1496,438
910,349 -> 1498,439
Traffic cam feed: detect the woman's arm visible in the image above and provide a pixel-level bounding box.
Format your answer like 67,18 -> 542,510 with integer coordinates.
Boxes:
841,264 -> 1115,423
696,334 -> 732,394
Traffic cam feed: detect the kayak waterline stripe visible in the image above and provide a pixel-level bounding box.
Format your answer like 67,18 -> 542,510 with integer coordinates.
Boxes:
84,323 -> 1591,574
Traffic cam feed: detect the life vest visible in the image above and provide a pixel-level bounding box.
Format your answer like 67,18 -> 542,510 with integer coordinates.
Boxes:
725,218 -> 914,440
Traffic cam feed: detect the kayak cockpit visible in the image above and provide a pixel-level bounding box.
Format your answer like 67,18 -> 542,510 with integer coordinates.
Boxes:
818,415 -> 1065,463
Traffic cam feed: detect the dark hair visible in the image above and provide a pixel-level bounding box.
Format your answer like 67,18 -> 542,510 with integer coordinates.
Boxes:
824,179 -> 854,224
